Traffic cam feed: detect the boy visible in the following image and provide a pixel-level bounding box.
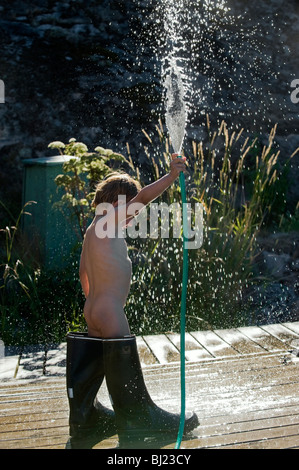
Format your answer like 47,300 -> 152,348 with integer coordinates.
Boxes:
80,153 -> 186,339
66,154 -> 198,447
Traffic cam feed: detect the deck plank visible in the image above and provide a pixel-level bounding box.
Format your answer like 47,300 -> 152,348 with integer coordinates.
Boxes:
282,321 -> 299,336
236,325 -> 289,352
44,343 -> 67,377
1,322 -> 299,449
136,336 -> 158,366
166,332 -> 213,361
190,330 -> 239,358
261,323 -> 299,346
143,334 -> 180,364
16,347 -> 46,380
214,328 -> 266,355
0,355 -> 19,381
193,423 -> 299,449
1,356 -> 299,449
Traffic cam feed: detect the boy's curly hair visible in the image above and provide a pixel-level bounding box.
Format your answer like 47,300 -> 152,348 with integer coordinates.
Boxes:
92,172 -> 141,207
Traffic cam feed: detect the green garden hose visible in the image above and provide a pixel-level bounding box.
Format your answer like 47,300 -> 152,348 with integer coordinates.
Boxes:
175,162 -> 188,449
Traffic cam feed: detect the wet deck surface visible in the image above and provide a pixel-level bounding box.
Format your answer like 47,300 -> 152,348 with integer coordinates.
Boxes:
1,322 -> 299,449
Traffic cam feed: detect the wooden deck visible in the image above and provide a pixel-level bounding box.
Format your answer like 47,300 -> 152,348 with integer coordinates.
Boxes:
1,322 -> 299,449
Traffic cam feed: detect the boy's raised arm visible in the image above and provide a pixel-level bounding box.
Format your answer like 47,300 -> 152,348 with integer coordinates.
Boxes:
94,154 -> 186,236
131,154 -> 186,207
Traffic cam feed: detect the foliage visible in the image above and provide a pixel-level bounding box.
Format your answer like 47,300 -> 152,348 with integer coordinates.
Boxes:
0,201 -> 42,345
276,202 -> 299,232
0,200 -> 86,345
49,138 -> 137,239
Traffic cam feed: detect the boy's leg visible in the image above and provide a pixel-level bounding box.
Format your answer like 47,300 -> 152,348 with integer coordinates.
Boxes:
66,333 -> 116,443
103,335 -> 199,447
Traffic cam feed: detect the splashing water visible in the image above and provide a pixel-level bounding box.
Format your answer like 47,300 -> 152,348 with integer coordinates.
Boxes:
162,0 -> 188,153
164,61 -> 187,154
140,0 -> 290,139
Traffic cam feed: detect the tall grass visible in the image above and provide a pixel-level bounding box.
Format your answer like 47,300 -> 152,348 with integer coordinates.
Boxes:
0,201 -> 85,345
125,116 -> 296,330
0,201 -> 41,344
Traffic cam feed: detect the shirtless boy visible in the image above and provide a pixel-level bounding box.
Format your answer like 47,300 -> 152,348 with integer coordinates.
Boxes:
79,153 -> 186,338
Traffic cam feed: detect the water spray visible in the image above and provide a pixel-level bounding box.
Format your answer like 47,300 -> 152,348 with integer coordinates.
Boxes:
165,61 -> 188,449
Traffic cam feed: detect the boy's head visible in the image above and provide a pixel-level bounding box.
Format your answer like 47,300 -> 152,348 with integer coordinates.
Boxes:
92,172 -> 141,207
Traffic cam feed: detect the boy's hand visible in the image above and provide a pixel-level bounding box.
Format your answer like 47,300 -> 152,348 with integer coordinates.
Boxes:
129,153 -> 187,206
170,153 -> 187,178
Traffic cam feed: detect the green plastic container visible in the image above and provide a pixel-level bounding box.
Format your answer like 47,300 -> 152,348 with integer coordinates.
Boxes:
22,155 -> 80,269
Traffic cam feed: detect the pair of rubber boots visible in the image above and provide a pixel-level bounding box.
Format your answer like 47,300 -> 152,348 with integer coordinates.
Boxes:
66,332 -> 199,447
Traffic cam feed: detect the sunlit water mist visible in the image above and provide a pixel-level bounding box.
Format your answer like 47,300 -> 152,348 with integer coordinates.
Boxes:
144,0 -> 290,138
164,61 -> 187,154
158,0 -> 232,131
162,0 -> 190,152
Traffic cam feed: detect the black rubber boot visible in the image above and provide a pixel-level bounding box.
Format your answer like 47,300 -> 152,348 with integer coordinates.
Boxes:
66,332 -> 116,442
103,335 -> 199,447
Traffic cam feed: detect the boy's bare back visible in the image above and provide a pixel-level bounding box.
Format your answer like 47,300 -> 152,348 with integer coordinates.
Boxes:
80,216 -> 131,338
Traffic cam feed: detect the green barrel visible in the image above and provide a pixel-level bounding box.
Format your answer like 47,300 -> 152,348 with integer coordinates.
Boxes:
22,155 -> 80,269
